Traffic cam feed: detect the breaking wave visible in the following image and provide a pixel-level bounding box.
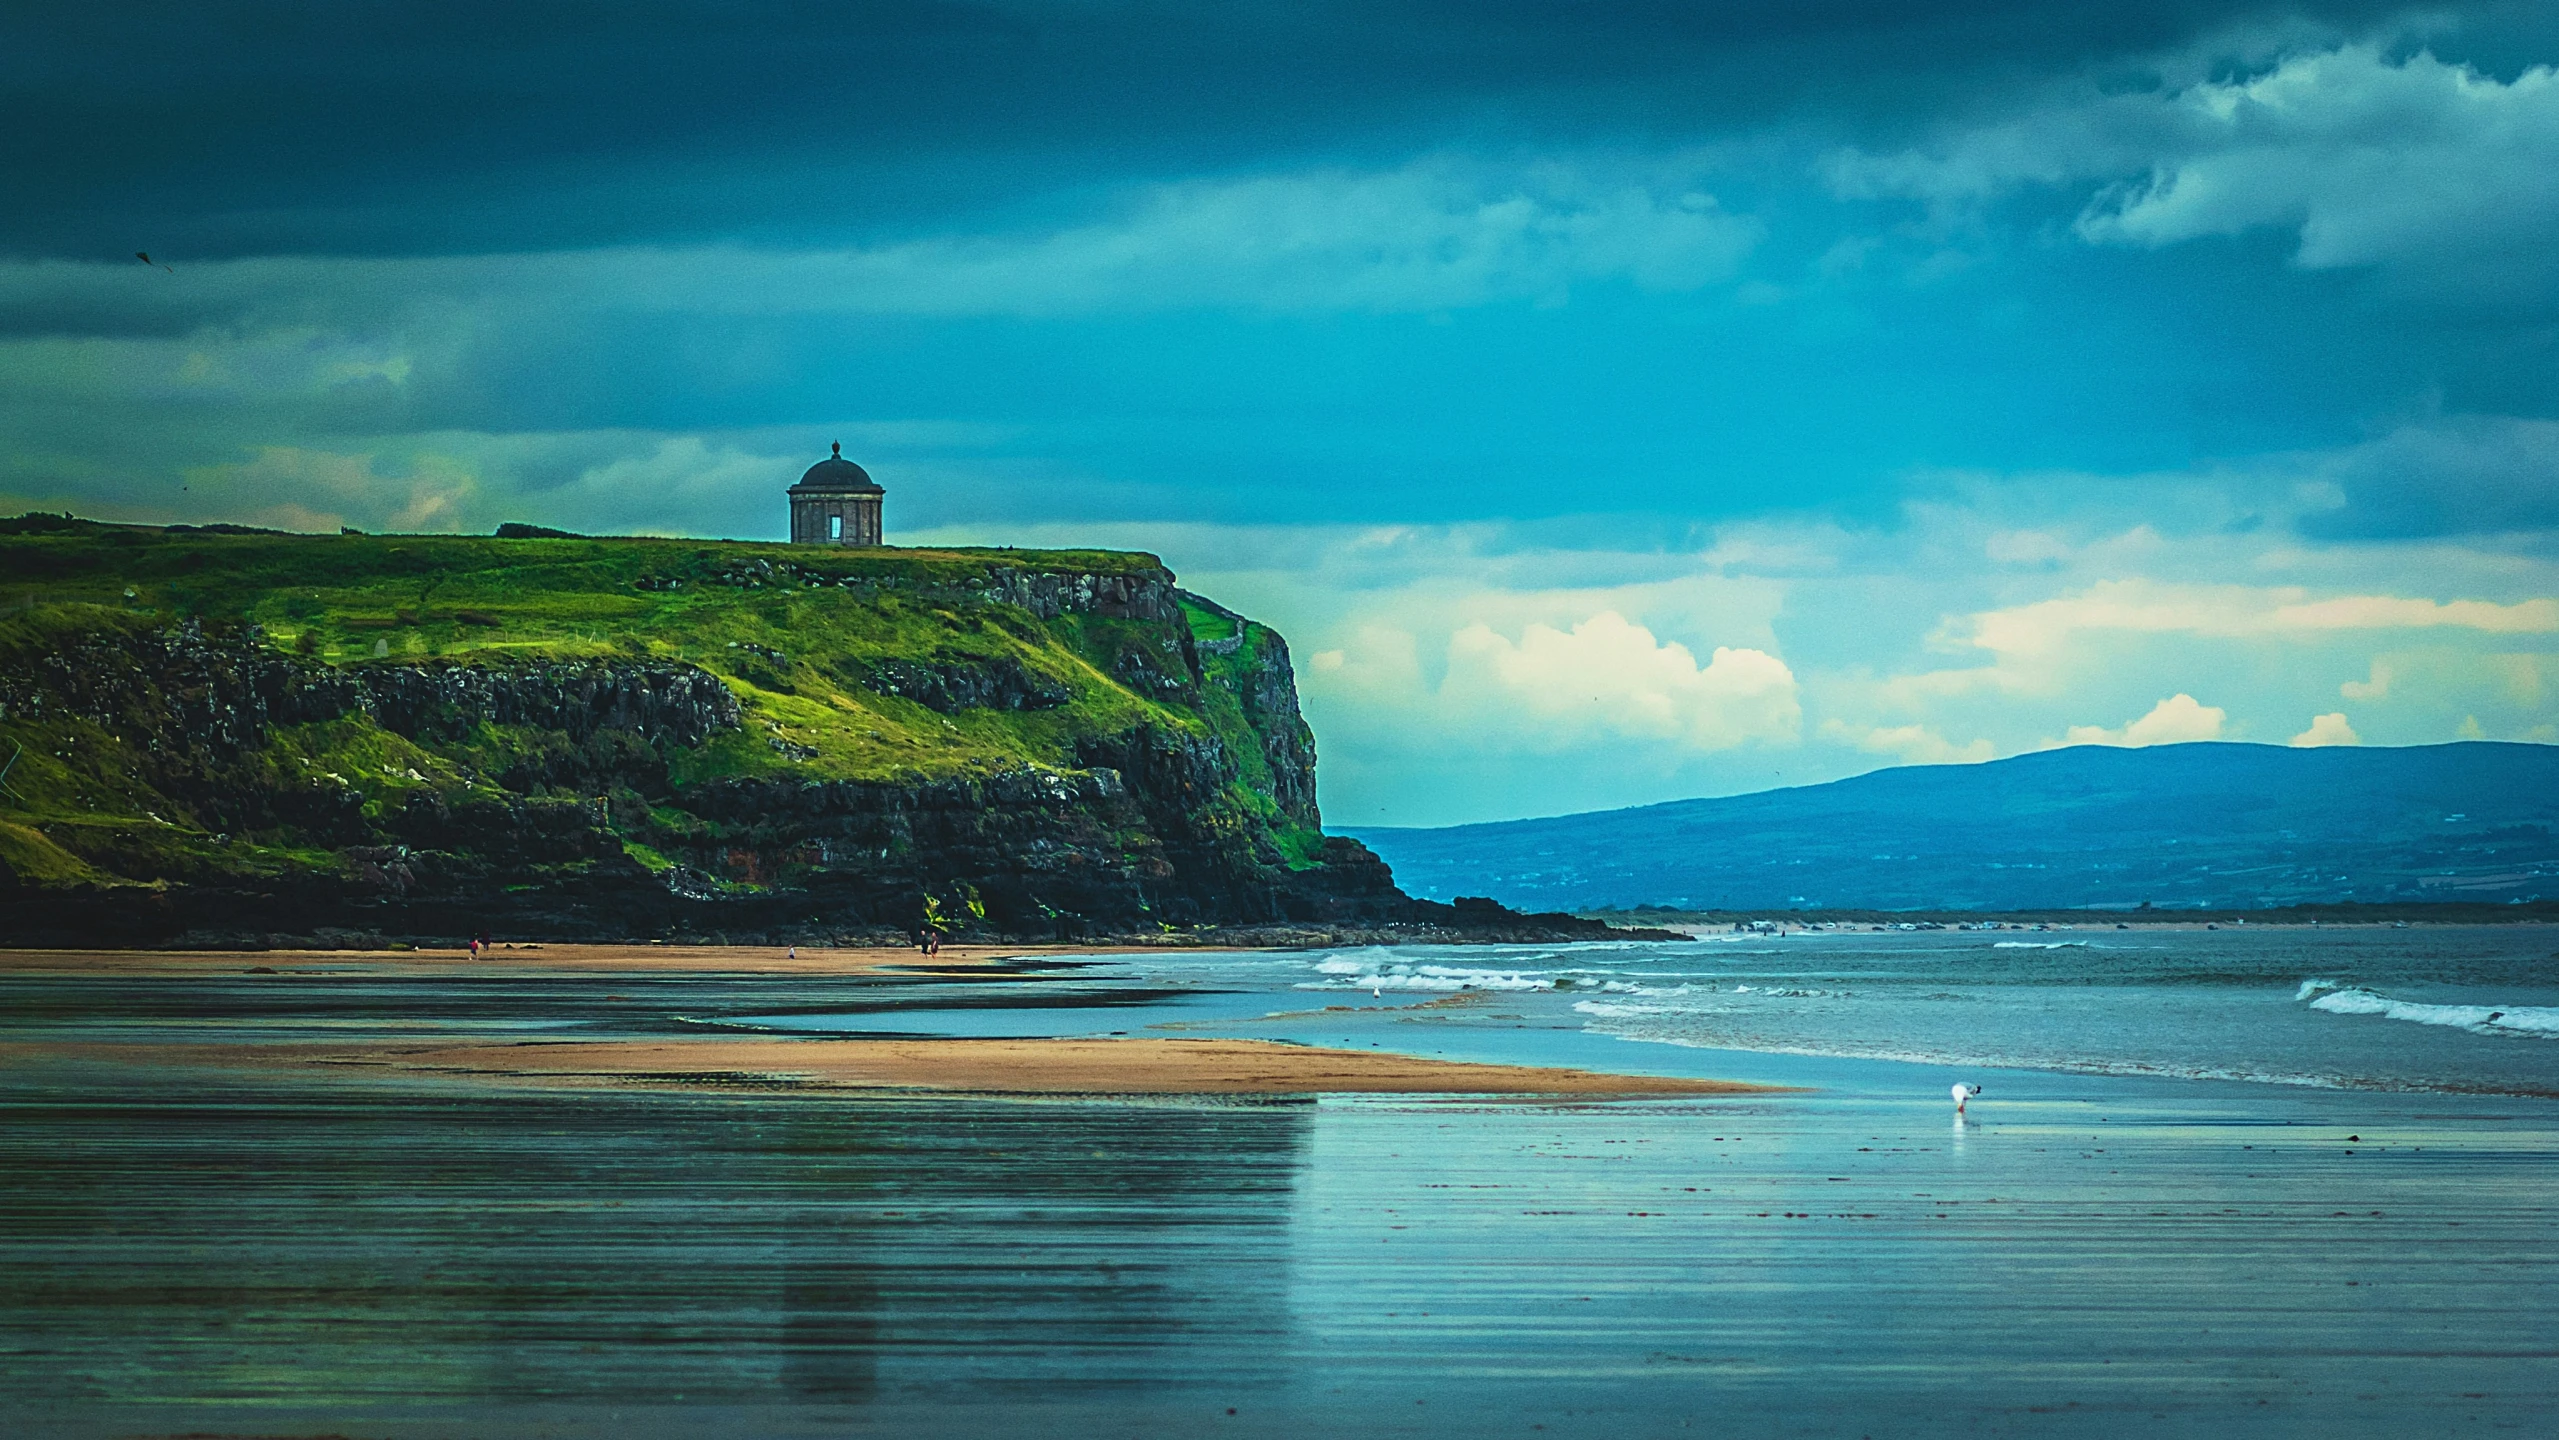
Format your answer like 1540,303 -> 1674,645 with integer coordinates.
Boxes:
2296,979 -> 2559,1037
1570,1000 -> 1668,1018
1303,956 -> 1553,992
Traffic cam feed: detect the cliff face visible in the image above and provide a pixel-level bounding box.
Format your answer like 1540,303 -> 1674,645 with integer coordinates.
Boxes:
0,519 -> 1636,946
1180,589 -> 1320,831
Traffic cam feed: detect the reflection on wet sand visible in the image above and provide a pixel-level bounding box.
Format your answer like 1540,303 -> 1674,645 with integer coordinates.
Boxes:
783,1195 -> 882,1404
0,1062 -> 1309,1432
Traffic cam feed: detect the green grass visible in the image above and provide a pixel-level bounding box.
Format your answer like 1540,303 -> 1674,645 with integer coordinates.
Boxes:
4,523 -> 1190,781
0,519 -> 1320,890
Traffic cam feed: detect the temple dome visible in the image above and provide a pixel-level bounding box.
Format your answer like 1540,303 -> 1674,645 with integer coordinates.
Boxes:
791,442 -> 882,494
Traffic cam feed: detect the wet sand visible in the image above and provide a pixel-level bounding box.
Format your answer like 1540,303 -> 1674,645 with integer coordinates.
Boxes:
379,1035 -> 1781,1095
0,941 -> 1108,978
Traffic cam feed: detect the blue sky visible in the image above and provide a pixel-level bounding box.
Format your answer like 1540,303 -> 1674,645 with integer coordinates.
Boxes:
6,1 -> 2557,825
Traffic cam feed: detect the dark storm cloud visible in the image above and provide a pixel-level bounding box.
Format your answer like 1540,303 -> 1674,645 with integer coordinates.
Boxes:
2298,419 -> 2559,540
5,0 -> 2419,258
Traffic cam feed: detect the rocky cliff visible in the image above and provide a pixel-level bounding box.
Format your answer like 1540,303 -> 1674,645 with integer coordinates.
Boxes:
0,517 -> 1654,947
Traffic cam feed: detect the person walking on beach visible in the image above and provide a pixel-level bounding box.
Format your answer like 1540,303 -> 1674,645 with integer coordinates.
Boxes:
1952,1082 -> 1981,1114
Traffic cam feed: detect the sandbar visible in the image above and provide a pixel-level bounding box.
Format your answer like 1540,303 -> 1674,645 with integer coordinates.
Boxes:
0,942 -> 1113,978
379,1035 -> 1782,1096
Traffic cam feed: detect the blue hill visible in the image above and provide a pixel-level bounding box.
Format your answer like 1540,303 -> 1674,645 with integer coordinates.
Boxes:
1347,742 -> 2559,912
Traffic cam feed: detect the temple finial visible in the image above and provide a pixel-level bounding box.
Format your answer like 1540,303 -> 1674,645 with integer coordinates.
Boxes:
831,441 -> 841,457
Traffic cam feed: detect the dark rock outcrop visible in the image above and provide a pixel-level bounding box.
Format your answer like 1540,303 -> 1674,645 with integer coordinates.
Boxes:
977,567 -> 1179,621
0,618 -> 360,755
654,556 -> 1183,623
851,656 -> 1070,713
362,661 -> 741,746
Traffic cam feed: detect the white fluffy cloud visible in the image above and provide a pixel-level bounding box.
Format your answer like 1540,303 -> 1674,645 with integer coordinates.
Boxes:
2291,712 -> 2362,747
1436,612 -> 1800,752
2066,694 -> 2227,747
1279,598 -> 1804,824
1818,720 -> 1995,766
1833,42 -> 2559,293
1307,608 -> 1800,759
1962,579 -> 2559,666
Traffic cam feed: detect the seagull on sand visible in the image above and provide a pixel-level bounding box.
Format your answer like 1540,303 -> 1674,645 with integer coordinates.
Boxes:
1952,1082 -> 1981,1114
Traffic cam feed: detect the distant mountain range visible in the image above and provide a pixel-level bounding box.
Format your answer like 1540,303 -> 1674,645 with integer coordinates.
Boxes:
1348,742 -> 2559,913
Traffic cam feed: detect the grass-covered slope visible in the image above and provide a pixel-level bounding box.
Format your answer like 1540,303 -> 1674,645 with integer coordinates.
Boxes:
0,515 -> 1370,943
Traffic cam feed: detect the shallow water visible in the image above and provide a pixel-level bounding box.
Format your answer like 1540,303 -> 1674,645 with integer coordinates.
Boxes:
4,929 -> 2556,1437
1071,925 -> 2559,1097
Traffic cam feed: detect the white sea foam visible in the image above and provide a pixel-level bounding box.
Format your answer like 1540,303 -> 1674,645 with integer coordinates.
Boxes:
1571,999 -> 1667,1018
2296,979 -> 2559,1037
1311,949 -> 1402,975
1306,947 -> 1734,994
1298,960 -> 1555,992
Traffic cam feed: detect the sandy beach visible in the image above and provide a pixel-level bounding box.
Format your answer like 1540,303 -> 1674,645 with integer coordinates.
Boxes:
0,941 -> 1103,978
376,1034 -> 1781,1095
0,1032 -> 1776,1097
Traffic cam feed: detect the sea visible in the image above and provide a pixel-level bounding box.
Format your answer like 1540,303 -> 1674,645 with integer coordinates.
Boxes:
3,924 -> 2554,1437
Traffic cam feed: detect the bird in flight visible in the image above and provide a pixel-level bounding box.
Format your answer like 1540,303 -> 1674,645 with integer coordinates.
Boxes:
136,252 -> 171,272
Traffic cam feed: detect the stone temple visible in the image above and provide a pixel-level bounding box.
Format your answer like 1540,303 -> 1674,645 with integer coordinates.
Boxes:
787,442 -> 884,546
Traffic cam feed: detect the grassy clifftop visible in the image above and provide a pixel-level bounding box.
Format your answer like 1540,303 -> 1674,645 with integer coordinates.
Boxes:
0,515 -> 1348,941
